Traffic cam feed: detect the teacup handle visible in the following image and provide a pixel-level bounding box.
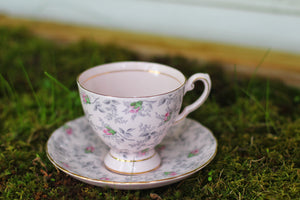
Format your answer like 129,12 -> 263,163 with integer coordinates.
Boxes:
174,73 -> 212,123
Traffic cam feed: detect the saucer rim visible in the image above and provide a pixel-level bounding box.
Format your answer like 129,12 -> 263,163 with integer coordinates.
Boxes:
46,116 -> 217,185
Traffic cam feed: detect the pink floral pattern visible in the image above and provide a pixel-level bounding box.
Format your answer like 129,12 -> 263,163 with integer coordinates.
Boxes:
138,148 -> 149,156
155,144 -> 166,151
82,93 -> 90,104
47,116 -> 217,189
130,101 -> 143,113
164,112 -> 171,122
103,126 -> 116,135
64,125 -> 72,135
85,146 -> 95,153
188,149 -> 200,158
100,177 -> 110,181
164,171 -> 177,176
63,162 -> 70,169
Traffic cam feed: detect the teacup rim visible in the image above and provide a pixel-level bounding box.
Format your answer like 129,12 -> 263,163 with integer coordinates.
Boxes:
77,61 -> 187,99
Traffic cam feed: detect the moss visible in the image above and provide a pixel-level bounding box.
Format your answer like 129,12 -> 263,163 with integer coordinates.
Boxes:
0,26 -> 299,199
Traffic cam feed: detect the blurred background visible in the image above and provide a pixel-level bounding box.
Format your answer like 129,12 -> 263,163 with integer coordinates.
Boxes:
1,0 -> 300,87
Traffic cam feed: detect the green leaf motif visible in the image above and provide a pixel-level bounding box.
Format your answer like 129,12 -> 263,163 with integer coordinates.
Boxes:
105,126 -> 116,135
130,101 -> 143,109
85,96 -> 90,104
164,171 -> 176,176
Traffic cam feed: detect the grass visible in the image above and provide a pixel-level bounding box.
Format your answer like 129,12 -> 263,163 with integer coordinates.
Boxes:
0,26 -> 299,200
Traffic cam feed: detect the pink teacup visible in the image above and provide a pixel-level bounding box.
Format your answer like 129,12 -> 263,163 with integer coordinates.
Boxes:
77,61 -> 211,174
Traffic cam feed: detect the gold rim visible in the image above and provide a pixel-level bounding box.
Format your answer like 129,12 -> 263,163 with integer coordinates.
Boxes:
81,69 -> 182,85
76,61 -> 187,99
46,148 -> 217,184
109,152 -> 157,162
46,123 -> 217,185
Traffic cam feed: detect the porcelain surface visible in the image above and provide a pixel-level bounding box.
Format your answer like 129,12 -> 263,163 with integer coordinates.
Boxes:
76,62 -> 211,174
46,116 -> 217,190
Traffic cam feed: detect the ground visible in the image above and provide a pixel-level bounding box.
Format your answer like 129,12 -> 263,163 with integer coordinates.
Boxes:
0,26 -> 299,199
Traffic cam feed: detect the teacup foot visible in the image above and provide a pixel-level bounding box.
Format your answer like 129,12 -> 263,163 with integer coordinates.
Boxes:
104,149 -> 161,175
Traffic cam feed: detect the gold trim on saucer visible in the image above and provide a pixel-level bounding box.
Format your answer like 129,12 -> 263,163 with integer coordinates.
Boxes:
46,117 -> 218,185
46,146 -> 217,184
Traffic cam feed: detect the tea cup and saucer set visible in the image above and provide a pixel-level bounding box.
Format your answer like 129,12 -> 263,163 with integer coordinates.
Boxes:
46,61 -> 217,190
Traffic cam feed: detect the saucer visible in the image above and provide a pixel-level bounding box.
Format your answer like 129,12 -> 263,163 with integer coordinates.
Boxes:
46,116 -> 217,190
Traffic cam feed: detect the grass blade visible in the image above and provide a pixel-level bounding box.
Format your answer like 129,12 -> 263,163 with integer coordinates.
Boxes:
0,73 -> 16,99
17,59 -> 42,109
44,71 -> 72,93
247,49 -> 271,92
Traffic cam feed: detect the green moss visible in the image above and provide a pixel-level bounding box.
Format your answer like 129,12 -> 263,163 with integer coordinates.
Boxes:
0,26 -> 299,199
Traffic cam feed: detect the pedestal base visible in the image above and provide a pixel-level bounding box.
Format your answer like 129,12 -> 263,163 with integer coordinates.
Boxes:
104,149 -> 161,175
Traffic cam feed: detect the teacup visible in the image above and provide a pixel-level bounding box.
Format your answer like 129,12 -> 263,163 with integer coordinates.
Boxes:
77,61 -> 211,174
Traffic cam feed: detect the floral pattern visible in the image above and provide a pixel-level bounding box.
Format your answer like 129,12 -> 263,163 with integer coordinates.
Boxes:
155,144 -> 166,151
130,101 -> 143,113
63,125 -> 72,135
100,177 -> 110,181
138,148 -> 149,156
81,93 -> 91,104
164,112 -> 171,122
164,171 -> 177,176
188,149 -> 200,158
103,126 -> 116,135
85,146 -> 95,153
122,100 -> 157,121
78,86 -> 184,156
62,162 -> 70,169
47,116 -> 217,190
